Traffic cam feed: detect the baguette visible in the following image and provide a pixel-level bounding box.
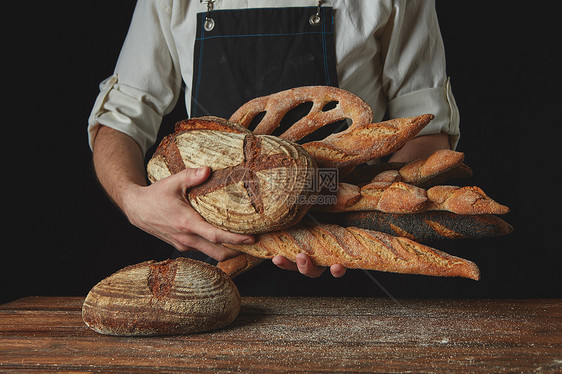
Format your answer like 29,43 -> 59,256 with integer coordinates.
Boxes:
224,223 -> 480,280
426,185 -> 510,215
229,86 -> 433,174
343,150 -> 472,187
397,149 -> 465,185
314,210 -> 514,242
302,114 -> 434,173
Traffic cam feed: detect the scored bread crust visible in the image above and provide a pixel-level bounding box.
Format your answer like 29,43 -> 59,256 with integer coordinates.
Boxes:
146,117 -> 318,234
302,114 -> 434,173
224,222 -> 480,280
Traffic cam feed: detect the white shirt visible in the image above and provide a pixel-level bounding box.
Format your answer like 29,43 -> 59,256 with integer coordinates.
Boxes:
88,0 -> 460,156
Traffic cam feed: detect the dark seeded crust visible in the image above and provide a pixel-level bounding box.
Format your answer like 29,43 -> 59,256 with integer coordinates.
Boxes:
313,210 -> 514,242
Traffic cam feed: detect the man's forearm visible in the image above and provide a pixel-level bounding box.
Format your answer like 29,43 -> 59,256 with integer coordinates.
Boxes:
389,132 -> 450,163
92,125 -> 147,213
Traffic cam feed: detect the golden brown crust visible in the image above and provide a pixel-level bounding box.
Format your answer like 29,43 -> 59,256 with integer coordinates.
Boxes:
397,149 -> 465,184
314,182 -> 510,215
426,185 -> 510,215
217,253 -> 265,278
342,149 -> 472,187
302,114 -> 434,173
147,117 -> 318,234
225,223 -> 480,280
229,86 -> 373,141
82,258 -> 241,336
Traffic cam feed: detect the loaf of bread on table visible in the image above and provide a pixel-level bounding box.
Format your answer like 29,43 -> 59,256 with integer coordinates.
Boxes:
82,258 -> 240,336
224,222 -> 480,280
314,210 -> 513,242
146,116 -> 317,234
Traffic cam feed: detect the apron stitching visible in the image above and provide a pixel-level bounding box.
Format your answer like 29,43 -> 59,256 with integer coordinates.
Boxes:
193,13 -> 207,117
195,31 -> 330,41
321,7 -> 330,85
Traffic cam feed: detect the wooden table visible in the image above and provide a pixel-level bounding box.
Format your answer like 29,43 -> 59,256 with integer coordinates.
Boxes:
1,297 -> 560,372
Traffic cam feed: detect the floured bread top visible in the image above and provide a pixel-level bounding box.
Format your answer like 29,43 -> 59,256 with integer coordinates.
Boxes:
147,117 -> 318,234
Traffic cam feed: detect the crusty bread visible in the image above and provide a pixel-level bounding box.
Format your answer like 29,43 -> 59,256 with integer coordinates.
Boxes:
315,181 -> 509,215
224,222 -> 480,280
397,149 -> 465,185
302,114 -> 434,173
217,253 -> 265,278
315,210 -> 514,242
228,86 -> 433,174
229,86 -> 373,141
147,117 -> 318,234
426,185 -> 510,215
82,258 -> 240,336
343,150 -> 473,188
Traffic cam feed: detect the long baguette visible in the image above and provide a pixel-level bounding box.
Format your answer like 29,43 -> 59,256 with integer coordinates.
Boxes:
302,114 -> 433,173
313,210 -> 514,242
224,223 -> 480,280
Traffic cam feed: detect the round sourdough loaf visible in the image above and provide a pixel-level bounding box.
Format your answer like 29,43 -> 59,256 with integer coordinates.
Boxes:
147,117 -> 318,234
82,258 -> 241,336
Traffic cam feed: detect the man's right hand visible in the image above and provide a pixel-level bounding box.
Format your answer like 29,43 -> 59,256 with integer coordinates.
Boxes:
92,125 -> 253,262
122,166 -> 255,261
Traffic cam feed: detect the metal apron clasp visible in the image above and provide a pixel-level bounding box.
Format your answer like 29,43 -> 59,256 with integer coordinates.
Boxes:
200,0 -> 216,31
309,0 -> 324,26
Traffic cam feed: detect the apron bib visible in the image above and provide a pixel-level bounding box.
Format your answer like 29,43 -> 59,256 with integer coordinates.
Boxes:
190,6 -> 339,122
184,6 -> 341,295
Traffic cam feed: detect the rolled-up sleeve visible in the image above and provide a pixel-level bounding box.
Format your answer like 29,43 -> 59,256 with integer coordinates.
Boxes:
381,0 -> 460,148
87,0 -> 181,155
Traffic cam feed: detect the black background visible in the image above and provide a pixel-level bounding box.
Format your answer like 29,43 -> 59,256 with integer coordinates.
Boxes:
3,2 -> 559,303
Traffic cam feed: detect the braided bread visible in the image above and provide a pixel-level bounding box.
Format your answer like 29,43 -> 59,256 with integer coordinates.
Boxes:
224,222 -> 480,280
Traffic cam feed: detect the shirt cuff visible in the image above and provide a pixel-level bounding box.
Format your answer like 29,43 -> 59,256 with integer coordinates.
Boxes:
387,77 -> 460,149
87,74 -> 162,156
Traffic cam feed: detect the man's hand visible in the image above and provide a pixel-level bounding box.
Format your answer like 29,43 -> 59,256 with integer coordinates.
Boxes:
268,132 -> 451,278
272,254 -> 346,278
92,125 -> 253,262
122,166 -> 255,261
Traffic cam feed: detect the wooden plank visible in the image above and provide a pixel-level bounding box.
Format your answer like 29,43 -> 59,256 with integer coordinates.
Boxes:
0,297 -> 560,372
